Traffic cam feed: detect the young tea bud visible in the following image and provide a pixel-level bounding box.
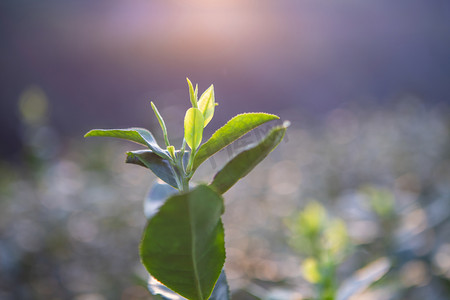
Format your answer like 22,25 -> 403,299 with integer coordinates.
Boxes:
167,145 -> 176,160
186,78 -> 198,108
184,107 -> 204,150
198,84 -> 215,127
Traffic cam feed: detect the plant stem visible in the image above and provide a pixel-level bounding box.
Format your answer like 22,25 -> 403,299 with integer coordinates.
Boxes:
172,151 -> 190,192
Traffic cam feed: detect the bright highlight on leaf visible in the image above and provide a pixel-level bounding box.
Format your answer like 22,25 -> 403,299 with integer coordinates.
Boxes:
198,84 -> 215,127
184,108 -> 204,150
193,113 -> 279,171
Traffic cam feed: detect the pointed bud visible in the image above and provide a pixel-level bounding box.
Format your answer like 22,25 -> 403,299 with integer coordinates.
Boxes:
167,145 -> 176,159
186,78 -> 198,108
198,84 -> 215,127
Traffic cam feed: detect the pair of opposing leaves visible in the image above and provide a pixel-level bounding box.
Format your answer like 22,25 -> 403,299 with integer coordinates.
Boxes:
85,113 -> 284,190
85,113 -> 288,300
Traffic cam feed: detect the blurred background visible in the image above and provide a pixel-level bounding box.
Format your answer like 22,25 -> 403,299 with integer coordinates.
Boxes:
1,0 -> 450,299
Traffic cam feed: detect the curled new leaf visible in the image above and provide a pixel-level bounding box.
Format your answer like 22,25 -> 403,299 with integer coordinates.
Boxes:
184,108 -> 204,150
210,123 -> 288,194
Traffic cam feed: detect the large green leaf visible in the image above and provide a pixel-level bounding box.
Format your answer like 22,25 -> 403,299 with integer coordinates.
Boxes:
210,123 -> 287,194
126,150 -> 178,188
140,185 -> 225,300
144,183 -> 229,300
84,128 -> 170,160
193,113 -> 279,171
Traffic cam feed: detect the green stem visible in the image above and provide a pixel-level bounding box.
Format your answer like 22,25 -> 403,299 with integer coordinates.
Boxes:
172,150 -> 190,192
186,148 -> 196,176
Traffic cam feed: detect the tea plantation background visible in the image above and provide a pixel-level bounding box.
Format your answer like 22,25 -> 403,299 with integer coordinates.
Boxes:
1,1 -> 450,299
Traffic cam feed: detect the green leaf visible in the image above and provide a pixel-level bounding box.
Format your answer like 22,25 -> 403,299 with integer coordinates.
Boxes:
147,270 -> 229,300
184,108 -> 204,150
210,123 -> 287,194
198,85 -> 215,127
126,150 -> 178,188
84,128 -> 170,160
140,185 -> 225,300
151,101 -> 171,147
193,113 -> 279,171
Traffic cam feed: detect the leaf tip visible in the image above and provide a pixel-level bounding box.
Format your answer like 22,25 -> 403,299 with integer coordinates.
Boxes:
84,130 -> 94,138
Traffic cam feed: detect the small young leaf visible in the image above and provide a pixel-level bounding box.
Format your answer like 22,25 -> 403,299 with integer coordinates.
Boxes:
210,123 -> 287,194
126,150 -> 178,188
193,113 -> 279,171
197,85 -> 215,127
167,146 -> 176,159
151,101 -> 171,147
140,185 -> 225,300
184,108 -> 204,150
187,78 -> 198,108
85,128 -> 170,160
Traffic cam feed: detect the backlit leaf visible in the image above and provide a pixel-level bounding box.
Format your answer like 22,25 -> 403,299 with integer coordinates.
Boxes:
198,85 -> 215,127
210,123 -> 287,194
193,113 -> 279,171
184,108 -> 204,150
